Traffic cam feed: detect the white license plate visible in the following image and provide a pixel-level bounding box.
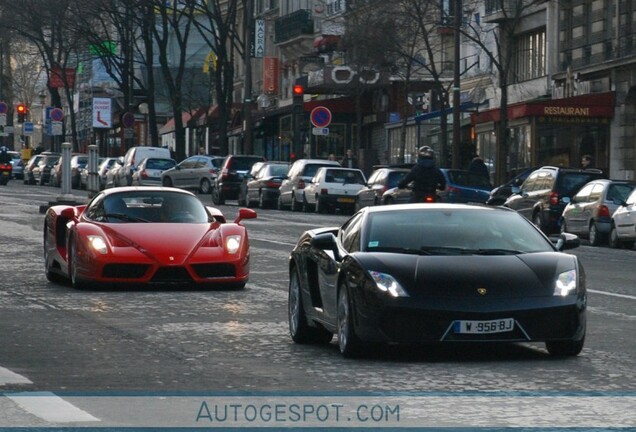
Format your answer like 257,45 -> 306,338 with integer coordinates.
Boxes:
453,318 -> 514,334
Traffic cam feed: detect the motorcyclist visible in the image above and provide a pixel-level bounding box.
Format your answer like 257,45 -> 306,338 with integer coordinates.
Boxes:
0,146 -> 11,164
398,146 -> 446,203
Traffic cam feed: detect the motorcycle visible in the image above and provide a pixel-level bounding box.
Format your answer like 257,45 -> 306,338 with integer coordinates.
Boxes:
0,161 -> 12,185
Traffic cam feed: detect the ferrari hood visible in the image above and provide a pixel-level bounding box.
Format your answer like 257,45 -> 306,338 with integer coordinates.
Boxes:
104,224 -> 212,264
357,252 -> 576,298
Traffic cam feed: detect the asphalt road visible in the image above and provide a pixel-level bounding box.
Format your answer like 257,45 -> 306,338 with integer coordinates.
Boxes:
0,180 -> 635,428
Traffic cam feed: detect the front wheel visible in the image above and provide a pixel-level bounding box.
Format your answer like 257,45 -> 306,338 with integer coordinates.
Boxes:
68,240 -> 88,290
337,283 -> 363,357
211,187 -> 225,205
163,177 -> 173,187
589,223 -> 604,246
288,267 -> 333,344
533,212 -> 545,233
199,179 -> 211,194
609,226 -> 622,249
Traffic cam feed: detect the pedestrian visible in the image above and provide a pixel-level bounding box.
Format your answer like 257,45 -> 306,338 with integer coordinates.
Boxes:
198,146 -> 206,155
327,153 -> 337,161
581,154 -> 594,169
398,146 -> 446,203
340,149 -> 358,168
468,154 -> 490,181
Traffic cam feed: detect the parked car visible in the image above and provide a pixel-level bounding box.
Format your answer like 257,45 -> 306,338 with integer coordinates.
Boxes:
79,157 -> 106,190
238,161 -> 289,208
24,153 -> 56,185
115,146 -> 172,187
132,157 -> 177,186
43,187 -> 257,290
288,203 -> 585,357
355,167 -> 410,210
161,155 -> 224,194
8,151 -> 24,179
381,169 -> 492,205
50,154 -> 88,189
277,158 -> 341,211
561,179 -> 636,246
104,157 -> 125,188
503,166 -> 606,234
211,154 -> 266,205
486,166 -> 539,206
33,154 -> 61,186
609,187 -> 636,249
302,167 -> 367,214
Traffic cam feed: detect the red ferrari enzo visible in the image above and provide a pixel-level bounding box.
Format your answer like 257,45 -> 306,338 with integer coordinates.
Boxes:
43,187 -> 256,289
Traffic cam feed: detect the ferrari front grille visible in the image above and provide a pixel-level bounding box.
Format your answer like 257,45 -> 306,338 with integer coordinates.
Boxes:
151,266 -> 194,283
103,264 -> 149,279
191,263 -> 236,278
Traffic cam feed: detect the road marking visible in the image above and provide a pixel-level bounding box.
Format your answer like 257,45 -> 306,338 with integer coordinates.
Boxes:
588,289 -> 636,300
7,392 -> 100,423
0,366 -> 32,385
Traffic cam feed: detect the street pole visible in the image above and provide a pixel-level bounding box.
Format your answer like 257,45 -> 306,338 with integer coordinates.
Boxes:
243,0 -> 254,155
452,0 -> 462,169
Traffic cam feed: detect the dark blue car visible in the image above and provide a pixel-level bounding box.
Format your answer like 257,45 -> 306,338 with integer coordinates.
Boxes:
381,168 -> 493,204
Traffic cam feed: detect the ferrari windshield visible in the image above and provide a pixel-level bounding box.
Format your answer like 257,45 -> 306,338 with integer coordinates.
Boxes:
87,191 -> 209,223
364,207 -> 553,254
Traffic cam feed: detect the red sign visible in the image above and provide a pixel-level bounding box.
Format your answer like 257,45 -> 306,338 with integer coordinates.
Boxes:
310,106 -> 332,128
263,57 -> 279,95
48,67 -> 76,88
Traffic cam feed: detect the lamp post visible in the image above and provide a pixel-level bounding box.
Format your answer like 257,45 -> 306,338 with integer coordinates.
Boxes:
452,0 -> 462,169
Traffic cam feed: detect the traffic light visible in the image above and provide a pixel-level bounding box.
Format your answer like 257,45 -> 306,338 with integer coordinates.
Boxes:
16,104 -> 27,123
292,84 -> 304,113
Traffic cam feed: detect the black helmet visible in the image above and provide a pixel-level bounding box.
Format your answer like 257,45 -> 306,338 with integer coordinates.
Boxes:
418,146 -> 434,159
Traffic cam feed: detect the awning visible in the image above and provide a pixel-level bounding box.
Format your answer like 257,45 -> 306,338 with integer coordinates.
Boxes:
414,102 -> 476,122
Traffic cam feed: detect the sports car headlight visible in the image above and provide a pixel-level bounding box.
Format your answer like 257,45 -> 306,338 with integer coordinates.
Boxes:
554,269 -> 577,296
87,235 -> 108,254
225,235 -> 242,254
368,271 -> 409,297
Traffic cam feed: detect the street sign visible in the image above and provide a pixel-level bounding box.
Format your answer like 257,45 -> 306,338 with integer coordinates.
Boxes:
50,108 -> 64,122
23,122 -> 34,135
92,97 -> 112,128
52,121 -> 63,136
310,106 -> 332,128
122,112 -> 135,128
0,102 -> 8,114
312,127 -> 329,136
0,113 -> 6,126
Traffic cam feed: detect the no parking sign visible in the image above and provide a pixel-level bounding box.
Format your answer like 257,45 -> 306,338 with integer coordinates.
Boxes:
310,106 -> 332,128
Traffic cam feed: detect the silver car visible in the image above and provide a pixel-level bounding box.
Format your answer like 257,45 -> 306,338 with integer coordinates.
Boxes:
132,157 -> 177,186
561,179 -> 636,246
609,187 -> 636,249
161,155 -> 223,194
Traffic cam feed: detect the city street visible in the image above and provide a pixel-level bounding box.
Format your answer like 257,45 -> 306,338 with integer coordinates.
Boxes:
0,181 -> 635,427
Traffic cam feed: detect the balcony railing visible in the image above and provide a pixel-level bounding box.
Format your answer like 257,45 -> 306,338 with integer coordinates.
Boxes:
274,9 -> 314,44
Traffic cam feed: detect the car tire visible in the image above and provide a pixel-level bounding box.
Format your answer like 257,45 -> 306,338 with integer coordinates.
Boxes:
354,198 -> 362,213
609,225 -> 622,249
199,179 -> 211,195
623,240 -> 635,249
589,222 -> 604,246
44,226 -> 63,284
545,336 -> 585,357
163,177 -> 173,187
258,192 -> 267,209
288,266 -> 333,344
302,194 -> 310,212
315,196 -> 324,214
383,197 -> 394,205
211,187 -> 225,205
68,240 -> 88,290
533,212 -> 545,233
237,190 -> 246,206
337,283 -> 363,358
560,220 -> 568,234
277,196 -> 284,210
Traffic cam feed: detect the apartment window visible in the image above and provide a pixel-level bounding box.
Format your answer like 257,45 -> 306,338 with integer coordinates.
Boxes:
513,28 -> 546,83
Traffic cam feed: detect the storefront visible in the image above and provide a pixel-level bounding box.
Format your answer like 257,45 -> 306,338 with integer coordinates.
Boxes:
472,92 -> 615,182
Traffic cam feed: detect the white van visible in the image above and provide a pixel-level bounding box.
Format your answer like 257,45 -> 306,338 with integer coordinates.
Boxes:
115,146 -> 171,186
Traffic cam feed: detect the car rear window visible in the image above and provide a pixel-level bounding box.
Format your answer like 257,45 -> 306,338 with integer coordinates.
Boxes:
325,169 -> 365,184
387,171 -> 407,188
607,183 -> 636,202
447,171 -> 492,188
147,159 -> 176,170
303,163 -> 334,178
556,172 -> 605,196
228,157 -> 264,171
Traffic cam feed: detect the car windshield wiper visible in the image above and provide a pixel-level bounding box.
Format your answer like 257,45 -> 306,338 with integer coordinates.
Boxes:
472,248 -> 525,255
368,246 -> 431,255
103,213 -> 149,223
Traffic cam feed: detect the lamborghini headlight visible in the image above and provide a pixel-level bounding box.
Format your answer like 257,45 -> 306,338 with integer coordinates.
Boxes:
554,269 -> 577,296
87,235 -> 108,254
225,235 -> 242,254
368,271 -> 409,297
